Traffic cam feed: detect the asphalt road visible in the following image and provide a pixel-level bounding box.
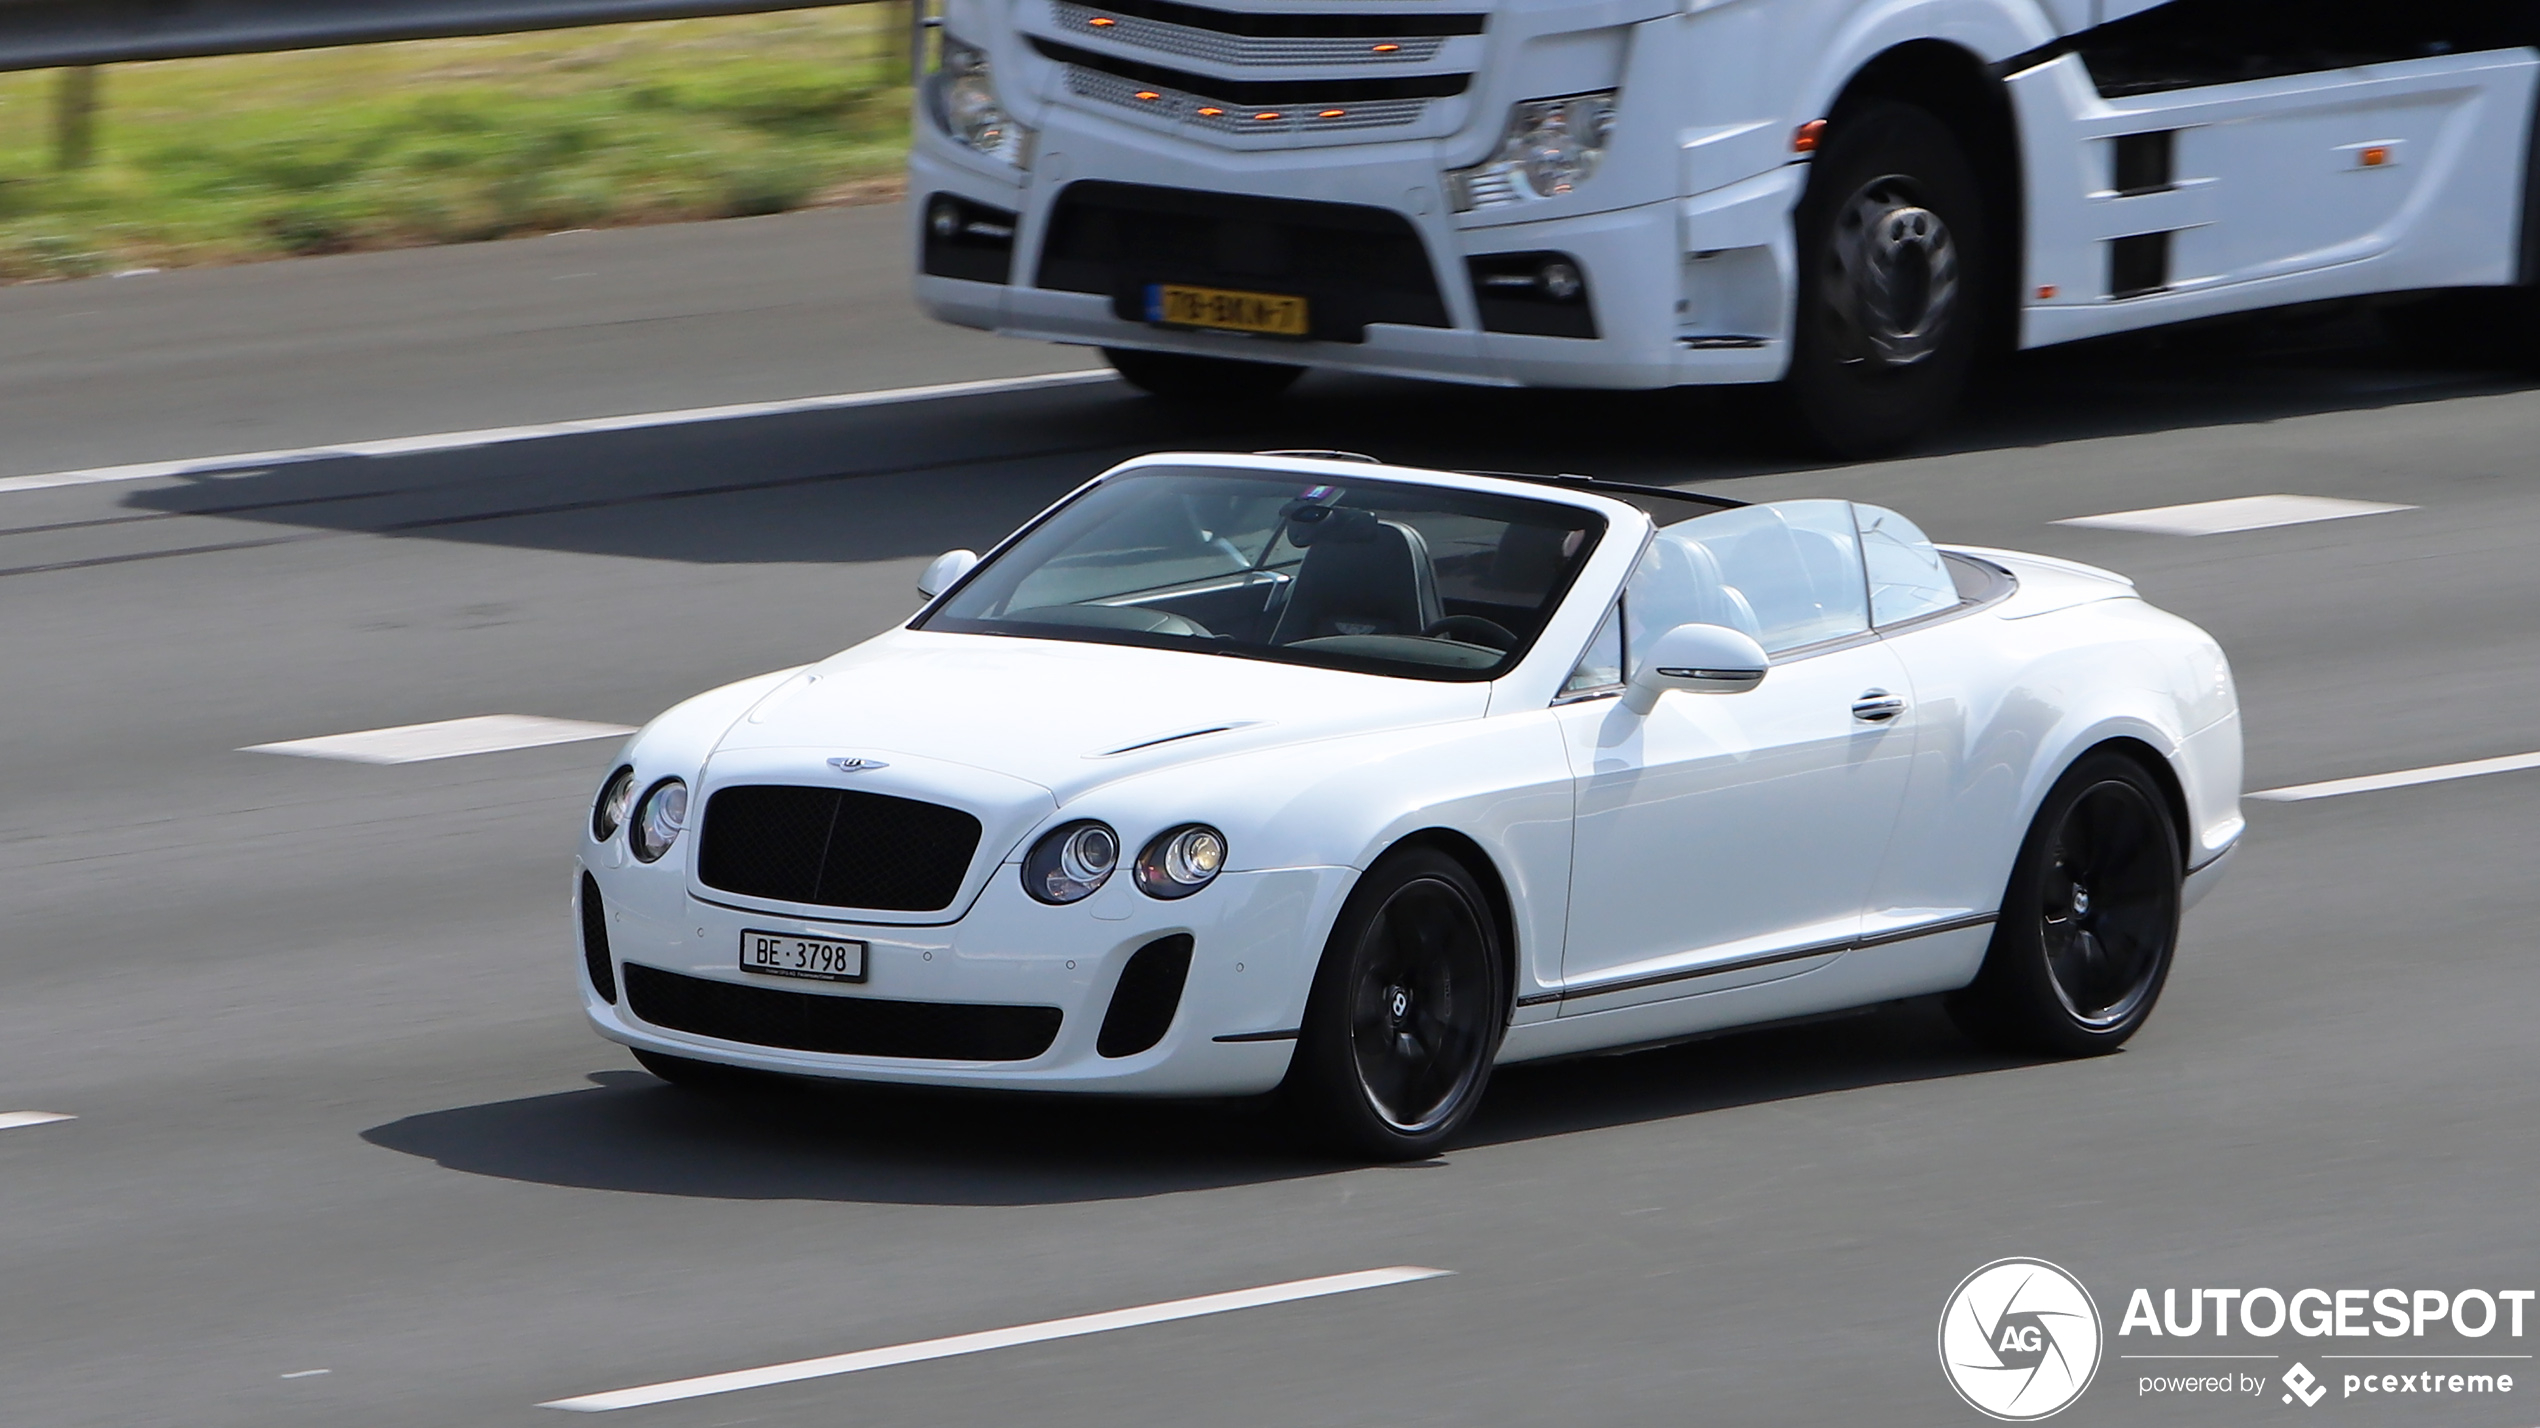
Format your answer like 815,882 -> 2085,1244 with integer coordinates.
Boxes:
2,207 -> 2537,1428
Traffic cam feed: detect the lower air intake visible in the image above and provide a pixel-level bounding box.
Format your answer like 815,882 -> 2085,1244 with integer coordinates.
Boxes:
624,964 -> 1061,1062
1097,934 -> 1194,1058
579,872 -> 616,1004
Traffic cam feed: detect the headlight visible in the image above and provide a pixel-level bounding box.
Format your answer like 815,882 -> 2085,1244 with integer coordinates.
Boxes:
929,39 -> 1036,168
1446,91 -> 1617,211
1135,824 -> 1226,899
592,765 -> 636,842
629,778 -> 689,864
1024,820 -> 1118,904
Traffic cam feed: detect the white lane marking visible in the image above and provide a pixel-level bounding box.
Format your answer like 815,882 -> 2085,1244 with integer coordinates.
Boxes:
2250,750 -> 2540,802
540,1266 -> 1452,1413
244,715 -> 633,765
0,369 -> 1115,496
2054,494 -> 2413,536
279,1369 -> 332,1379
0,1111 -> 75,1131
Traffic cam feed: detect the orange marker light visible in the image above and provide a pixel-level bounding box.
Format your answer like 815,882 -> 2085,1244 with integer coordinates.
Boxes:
1793,119 -> 1827,154
1371,42 -> 1401,52
1254,110 -> 1282,121
2036,284 -> 2059,300
1087,15 -> 1116,24
2360,145 -> 2391,167
1319,108 -> 1346,119
1196,106 -> 1225,116
1134,90 -> 1161,101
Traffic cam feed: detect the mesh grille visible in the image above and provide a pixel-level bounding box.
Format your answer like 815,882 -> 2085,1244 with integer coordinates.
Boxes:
624,964 -> 1062,1062
1054,3 -> 1448,66
579,872 -> 616,1005
1064,66 -> 1428,133
697,785 -> 984,913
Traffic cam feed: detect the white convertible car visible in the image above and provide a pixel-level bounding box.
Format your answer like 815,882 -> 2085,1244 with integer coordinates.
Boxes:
576,452 -> 2241,1157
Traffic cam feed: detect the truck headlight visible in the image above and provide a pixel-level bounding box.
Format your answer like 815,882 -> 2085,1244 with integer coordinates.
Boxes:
1447,92 -> 1616,211
929,39 -> 1036,169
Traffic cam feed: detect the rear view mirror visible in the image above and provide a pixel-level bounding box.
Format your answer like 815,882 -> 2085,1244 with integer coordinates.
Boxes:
1623,622 -> 1769,713
917,548 -> 978,599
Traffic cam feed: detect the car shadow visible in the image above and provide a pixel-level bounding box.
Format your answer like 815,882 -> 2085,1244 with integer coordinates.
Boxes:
359,997 -> 2040,1206
77,299 -> 2538,579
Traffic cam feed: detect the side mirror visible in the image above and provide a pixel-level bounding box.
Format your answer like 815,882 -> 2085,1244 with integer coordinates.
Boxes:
916,548 -> 978,599
1622,622 -> 1769,714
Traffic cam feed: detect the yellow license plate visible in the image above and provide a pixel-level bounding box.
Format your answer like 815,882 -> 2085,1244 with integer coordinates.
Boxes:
1146,283 -> 1309,337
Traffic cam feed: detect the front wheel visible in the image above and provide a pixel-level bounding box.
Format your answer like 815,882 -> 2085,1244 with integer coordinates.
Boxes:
1782,101 -> 1989,458
1103,346 -> 1305,402
1949,752 -> 2183,1057
1281,847 -> 1506,1160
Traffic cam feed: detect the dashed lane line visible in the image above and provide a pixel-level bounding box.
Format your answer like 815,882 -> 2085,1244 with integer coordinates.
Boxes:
2250,751 -> 2540,803
243,715 -> 633,765
0,1112 -> 75,1131
2055,494 -> 2414,536
0,369 -> 1116,497
539,1266 -> 1453,1413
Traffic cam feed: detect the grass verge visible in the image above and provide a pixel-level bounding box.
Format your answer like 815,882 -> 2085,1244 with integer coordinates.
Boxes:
0,10 -> 912,281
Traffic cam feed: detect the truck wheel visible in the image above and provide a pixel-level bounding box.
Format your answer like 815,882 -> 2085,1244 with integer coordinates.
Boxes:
1947,752 -> 2182,1058
1783,101 -> 1988,458
1103,347 -> 1304,402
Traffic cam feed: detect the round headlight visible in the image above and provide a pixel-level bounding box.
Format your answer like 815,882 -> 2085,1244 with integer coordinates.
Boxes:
1024,820 -> 1118,904
1135,824 -> 1226,899
629,778 -> 689,864
592,766 -> 637,842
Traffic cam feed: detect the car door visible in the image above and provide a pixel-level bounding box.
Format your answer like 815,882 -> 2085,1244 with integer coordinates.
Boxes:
1552,501 -> 1916,1013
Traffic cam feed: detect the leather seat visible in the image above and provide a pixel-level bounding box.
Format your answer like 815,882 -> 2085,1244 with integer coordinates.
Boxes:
1271,508 -> 1445,642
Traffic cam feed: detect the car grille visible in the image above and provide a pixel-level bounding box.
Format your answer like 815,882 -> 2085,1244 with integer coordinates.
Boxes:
1030,37 -> 1465,138
625,964 -> 1064,1062
1049,0 -> 1477,69
696,785 -> 983,913
1037,180 -> 1451,342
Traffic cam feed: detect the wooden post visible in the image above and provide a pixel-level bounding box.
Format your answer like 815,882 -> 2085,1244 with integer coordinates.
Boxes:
55,66 -> 101,171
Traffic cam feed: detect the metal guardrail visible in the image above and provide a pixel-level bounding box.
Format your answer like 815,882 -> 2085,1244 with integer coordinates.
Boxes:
0,0 -> 871,73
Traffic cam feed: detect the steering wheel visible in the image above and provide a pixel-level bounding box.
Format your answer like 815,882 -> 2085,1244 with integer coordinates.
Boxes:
1426,615 -> 1519,650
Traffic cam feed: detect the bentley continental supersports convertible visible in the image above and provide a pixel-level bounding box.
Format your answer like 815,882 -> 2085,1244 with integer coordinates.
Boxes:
576,453 -> 2241,1157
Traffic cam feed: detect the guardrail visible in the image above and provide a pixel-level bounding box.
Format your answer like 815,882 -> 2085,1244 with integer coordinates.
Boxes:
0,0 -> 869,73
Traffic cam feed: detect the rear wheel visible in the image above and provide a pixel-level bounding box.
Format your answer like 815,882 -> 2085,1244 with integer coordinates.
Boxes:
1783,101 -> 1989,458
1103,346 -> 1304,402
1949,752 -> 2183,1057
1282,847 -> 1506,1160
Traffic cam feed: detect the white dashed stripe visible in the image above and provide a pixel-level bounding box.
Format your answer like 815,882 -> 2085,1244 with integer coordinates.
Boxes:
2251,751 -> 2540,802
2055,494 -> 2413,536
244,716 -> 633,765
0,1112 -> 75,1131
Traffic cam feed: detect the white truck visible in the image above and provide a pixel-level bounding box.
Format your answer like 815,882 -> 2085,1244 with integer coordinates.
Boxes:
907,0 -> 2540,452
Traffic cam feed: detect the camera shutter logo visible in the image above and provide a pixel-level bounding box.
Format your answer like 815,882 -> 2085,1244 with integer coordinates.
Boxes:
1938,1258 -> 2104,1420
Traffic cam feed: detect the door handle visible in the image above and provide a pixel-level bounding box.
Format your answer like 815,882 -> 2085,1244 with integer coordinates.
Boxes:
1852,689 -> 1907,723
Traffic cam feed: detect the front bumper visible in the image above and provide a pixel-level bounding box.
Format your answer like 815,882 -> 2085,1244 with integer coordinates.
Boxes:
582,860 -> 1352,1096
909,114 -> 1797,389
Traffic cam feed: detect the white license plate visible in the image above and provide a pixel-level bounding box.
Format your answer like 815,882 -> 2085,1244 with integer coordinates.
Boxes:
739,930 -> 866,983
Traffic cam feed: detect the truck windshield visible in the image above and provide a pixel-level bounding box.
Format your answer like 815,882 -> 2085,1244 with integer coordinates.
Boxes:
916,466 -> 1607,681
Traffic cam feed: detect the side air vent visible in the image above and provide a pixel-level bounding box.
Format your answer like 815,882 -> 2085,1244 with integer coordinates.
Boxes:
579,872 -> 617,1004
2109,231 -> 2172,300
1097,934 -> 1194,1058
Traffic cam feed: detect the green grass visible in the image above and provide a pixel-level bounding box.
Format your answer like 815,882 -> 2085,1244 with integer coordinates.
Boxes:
0,10 -> 912,280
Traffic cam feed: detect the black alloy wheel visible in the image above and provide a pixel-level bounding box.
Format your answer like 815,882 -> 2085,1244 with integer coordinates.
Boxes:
1782,101 -> 1989,459
1103,346 -> 1306,402
1950,751 -> 2184,1057
1283,846 -> 1506,1159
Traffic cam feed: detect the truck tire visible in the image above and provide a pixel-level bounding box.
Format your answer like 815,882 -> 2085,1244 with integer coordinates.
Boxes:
1783,101 -> 1990,458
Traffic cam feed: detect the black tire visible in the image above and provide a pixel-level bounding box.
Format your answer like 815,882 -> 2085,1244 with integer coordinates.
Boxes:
1783,101 -> 1990,458
632,1047 -> 769,1094
1281,846 -> 1507,1160
1949,751 -> 2183,1057
1103,346 -> 1305,402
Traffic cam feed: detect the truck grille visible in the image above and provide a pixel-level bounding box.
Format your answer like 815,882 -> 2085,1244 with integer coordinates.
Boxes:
696,785 -> 983,913
1037,180 -> 1451,341
1031,37 -> 1465,136
625,964 -> 1063,1062
1049,0 -> 1478,68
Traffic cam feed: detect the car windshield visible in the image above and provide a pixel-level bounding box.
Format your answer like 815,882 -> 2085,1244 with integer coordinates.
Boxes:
915,466 -> 1608,680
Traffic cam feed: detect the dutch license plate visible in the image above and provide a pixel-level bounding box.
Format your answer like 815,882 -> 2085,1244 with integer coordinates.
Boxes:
739,930 -> 866,983
1146,283 -> 1309,337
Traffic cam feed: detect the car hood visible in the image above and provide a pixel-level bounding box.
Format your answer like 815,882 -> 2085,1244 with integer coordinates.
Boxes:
714,628 -> 1492,803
